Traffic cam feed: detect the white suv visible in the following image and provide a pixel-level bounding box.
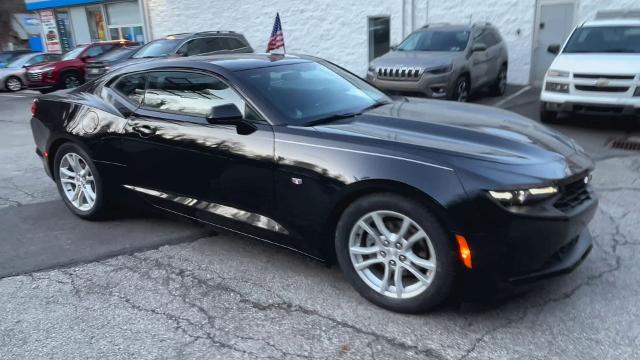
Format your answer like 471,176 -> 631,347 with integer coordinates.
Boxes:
540,18 -> 640,122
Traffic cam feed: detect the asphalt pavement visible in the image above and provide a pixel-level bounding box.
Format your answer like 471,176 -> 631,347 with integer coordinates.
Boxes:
0,89 -> 639,359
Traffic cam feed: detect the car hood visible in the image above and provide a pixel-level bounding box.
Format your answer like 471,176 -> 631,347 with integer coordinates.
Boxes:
27,60 -> 65,71
370,51 -> 460,69
313,98 -> 591,173
550,53 -> 640,74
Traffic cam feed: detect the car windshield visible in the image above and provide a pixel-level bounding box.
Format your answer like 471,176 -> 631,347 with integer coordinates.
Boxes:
235,61 -> 391,126
564,26 -> 640,53
61,46 -> 86,61
132,39 -> 179,58
398,30 -> 470,52
5,54 -> 36,68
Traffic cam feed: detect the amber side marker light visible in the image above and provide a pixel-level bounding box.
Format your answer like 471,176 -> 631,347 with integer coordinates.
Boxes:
455,235 -> 472,269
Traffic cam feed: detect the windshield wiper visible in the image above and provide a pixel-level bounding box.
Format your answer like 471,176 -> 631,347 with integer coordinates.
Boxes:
304,102 -> 389,127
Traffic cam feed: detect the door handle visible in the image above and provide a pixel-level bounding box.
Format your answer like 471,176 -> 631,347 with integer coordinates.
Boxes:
132,125 -> 156,137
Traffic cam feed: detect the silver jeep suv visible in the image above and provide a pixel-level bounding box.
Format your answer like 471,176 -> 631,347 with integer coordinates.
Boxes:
367,23 -> 509,102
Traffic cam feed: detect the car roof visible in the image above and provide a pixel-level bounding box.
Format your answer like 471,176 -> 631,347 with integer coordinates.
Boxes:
582,19 -> 640,27
163,31 -> 244,40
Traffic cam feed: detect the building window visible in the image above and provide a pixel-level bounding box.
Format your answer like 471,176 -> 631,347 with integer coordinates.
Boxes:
368,17 -> 390,61
86,5 -> 107,41
106,1 -> 144,43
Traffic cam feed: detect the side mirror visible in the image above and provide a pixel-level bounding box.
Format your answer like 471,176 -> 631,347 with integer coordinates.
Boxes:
206,103 -> 243,124
80,55 -> 90,62
547,44 -> 561,54
472,43 -> 487,52
390,44 -> 398,51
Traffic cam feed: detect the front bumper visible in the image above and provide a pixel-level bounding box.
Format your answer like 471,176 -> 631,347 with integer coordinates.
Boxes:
366,72 -> 454,98
463,176 -> 598,284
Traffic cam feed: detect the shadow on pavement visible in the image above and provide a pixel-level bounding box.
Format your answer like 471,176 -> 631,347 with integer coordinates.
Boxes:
0,200 -> 214,278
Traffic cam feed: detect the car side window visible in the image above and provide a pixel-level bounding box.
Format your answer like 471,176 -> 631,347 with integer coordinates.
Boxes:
113,73 -> 147,105
475,29 -> 498,48
143,71 -> 260,121
221,37 -> 247,50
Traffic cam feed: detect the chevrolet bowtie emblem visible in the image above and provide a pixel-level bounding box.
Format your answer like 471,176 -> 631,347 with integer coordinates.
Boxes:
595,78 -> 609,87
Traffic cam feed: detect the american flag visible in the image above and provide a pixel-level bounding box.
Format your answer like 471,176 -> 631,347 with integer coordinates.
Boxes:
266,13 -> 285,53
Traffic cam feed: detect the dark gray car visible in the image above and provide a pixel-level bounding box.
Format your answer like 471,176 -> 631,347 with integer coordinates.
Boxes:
367,23 -> 509,102
102,31 -> 254,75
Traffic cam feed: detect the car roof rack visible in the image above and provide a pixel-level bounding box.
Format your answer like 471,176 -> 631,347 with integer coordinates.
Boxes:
595,9 -> 640,20
472,22 -> 493,27
193,31 -> 237,35
420,23 -> 450,29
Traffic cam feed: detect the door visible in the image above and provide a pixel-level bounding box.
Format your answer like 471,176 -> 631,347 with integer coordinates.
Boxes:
117,70 -> 280,238
470,28 -> 492,87
532,1 -> 575,84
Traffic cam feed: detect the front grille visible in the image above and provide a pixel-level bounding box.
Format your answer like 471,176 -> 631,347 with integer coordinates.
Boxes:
377,67 -> 423,81
554,178 -> 591,212
575,85 -> 629,93
574,73 -> 635,80
26,72 -> 41,81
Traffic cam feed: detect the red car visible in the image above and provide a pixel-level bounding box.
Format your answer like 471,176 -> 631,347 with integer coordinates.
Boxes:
26,40 -> 138,93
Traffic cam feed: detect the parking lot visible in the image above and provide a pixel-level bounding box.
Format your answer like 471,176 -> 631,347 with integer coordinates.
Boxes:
1,89 -> 639,359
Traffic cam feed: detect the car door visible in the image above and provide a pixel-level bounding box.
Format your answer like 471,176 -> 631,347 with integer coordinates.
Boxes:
482,30 -> 502,81
118,70 -> 280,240
469,28 -> 491,87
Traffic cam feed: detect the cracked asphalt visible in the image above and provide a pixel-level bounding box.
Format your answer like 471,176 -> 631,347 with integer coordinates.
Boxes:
1,91 -> 639,359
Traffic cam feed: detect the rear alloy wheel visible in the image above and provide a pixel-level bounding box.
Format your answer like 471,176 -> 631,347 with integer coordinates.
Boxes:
451,76 -> 469,102
54,143 -> 112,219
335,194 -> 456,313
61,73 -> 82,89
5,76 -> 22,92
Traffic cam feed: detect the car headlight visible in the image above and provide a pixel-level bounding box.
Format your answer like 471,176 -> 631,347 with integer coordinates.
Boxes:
634,87 -> 640,97
545,82 -> 569,93
546,70 -> 570,78
488,186 -> 559,205
426,64 -> 453,75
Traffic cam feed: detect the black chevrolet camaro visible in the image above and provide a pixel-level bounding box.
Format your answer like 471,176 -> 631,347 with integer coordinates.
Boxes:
30,54 -> 597,313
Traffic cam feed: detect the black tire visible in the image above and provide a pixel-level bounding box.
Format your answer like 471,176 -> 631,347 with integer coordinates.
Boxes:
59,72 -> 83,89
540,102 -> 558,123
335,193 -> 457,313
490,66 -> 508,96
53,143 -> 113,220
450,75 -> 470,102
4,76 -> 22,92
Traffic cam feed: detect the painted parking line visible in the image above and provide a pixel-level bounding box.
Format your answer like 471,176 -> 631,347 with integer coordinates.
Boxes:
0,93 -> 37,98
493,85 -> 532,108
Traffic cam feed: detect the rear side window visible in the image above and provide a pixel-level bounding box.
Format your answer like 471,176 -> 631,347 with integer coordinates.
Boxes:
222,37 -> 248,50
474,29 -> 499,47
113,73 -> 147,105
143,71 -> 251,118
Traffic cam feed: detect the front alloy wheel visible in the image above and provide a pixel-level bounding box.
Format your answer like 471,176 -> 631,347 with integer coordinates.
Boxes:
349,210 -> 437,299
453,76 -> 469,102
62,74 -> 82,89
335,193 -> 456,313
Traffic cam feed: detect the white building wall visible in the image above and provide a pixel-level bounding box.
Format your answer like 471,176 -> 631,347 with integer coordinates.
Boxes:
145,0 -> 436,78
145,0 -> 638,86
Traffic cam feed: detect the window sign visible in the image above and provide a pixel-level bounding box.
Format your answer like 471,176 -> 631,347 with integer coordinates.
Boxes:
39,9 -> 62,53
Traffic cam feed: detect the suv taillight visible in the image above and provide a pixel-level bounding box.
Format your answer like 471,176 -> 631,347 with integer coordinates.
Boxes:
31,98 -> 38,116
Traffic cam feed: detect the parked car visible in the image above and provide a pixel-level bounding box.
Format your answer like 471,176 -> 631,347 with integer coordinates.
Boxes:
30,54 -> 596,313
85,46 -> 140,80
0,52 -> 61,92
367,23 -> 509,102
541,18 -> 640,122
105,31 -> 253,74
25,40 -> 138,93
0,50 -> 33,68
